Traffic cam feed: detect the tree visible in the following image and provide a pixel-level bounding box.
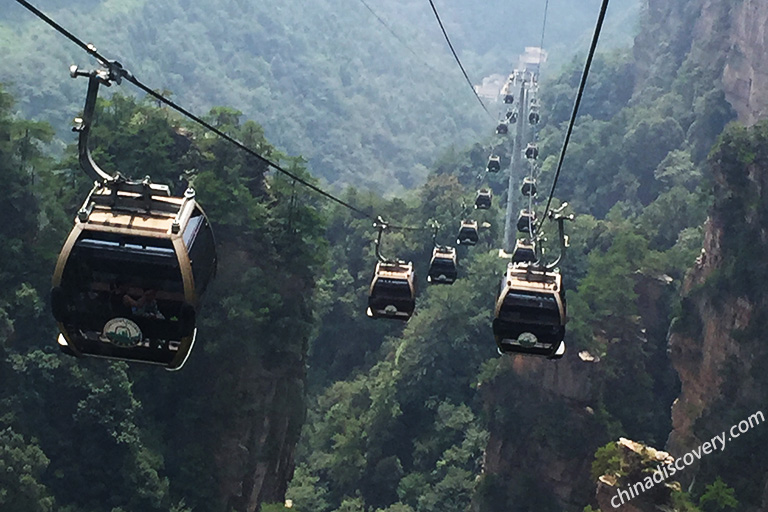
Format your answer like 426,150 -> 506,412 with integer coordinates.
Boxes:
698,478 -> 738,512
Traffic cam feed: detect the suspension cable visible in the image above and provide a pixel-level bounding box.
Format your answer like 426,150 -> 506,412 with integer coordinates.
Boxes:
537,0 -> 550,70
356,0 -> 440,76
14,0 -> 425,232
539,0 -> 610,227
426,0 -> 493,119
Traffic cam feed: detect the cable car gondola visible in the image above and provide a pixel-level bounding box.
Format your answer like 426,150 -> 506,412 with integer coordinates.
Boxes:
487,155 -> 501,173
529,98 -> 541,124
51,66 -> 217,370
511,239 -> 537,264
496,122 -> 509,135
505,110 -> 518,124
503,93 -> 514,104
525,143 -> 539,160
493,263 -> 566,359
521,177 -> 537,197
427,246 -> 458,284
456,220 -> 479,246
52,187 -> 217,369
367,260 -> 416,320
474,188 -> 492,210
516,209 -> 537,234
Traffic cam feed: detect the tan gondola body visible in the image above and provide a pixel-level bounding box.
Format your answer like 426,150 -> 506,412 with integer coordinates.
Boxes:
51,185 -> 215,370
427,247 -> 458,284
493,263 -> 566,358
367,261 -> 416,320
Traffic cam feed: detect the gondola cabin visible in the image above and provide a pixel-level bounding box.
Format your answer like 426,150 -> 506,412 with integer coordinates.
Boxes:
525,143 -> 539,160
51,184 -> 217,370
457,220 -> 479,246
474,188 -> 493,210
493,263 -> 566,359
487,155 -> 501,173
512,239 -> 537,264
506,110 -> 518,124
496,123 -> 509,135
529,110 -> 540,125
516,209 -> 537,234
427,246 -> 458,284
367,261 -> 416,320
521,177 -> 537,197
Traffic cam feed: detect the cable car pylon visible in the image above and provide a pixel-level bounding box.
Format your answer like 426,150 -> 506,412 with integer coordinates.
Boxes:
501,70 -> 530,255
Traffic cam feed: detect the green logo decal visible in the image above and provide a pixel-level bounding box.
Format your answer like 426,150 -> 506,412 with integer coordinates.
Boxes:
102,318 -> 143,347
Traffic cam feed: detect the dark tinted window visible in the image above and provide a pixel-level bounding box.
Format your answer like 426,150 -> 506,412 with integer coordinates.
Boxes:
374,278 -> 412,298
184,210 -> 216,296
60,231 -> 184,322
500,290 -> 560,324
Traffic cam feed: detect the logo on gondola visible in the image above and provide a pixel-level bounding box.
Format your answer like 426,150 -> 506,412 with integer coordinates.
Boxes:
102,318 -> 143,347
518,332 -> 538,348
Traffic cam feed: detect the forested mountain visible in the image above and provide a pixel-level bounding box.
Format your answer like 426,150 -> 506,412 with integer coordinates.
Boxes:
2,1 -> 768,512
3,0 -> 637,193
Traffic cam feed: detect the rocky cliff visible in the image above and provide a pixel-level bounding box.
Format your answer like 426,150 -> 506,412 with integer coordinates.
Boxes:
636,0 -> 768,127
720,0 -> 768,126
473,270 -> 677,512
473,351 -> 606,512
208,246 -> 310,512
665,121 -> 768,510
474,3 -> 768,508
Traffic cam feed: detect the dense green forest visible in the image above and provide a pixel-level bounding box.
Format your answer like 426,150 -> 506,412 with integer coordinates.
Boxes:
2,0 -> 767,511
3,0 -> 637,194
0,81 -> 330,511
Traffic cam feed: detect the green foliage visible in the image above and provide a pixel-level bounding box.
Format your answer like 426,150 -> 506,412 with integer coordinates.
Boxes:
261,504 -> 291,512
0,427 -> 54,512
590,442 -> 623,481
0,79 -> 329,512
0,0 -> 752,508
698,478 -> 738,512
671,490 -> 702,512
286,464 -> 331,512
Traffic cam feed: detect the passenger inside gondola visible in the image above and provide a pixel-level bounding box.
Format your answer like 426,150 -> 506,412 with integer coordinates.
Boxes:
54,232 -> 189,358
127,288 -> 165,319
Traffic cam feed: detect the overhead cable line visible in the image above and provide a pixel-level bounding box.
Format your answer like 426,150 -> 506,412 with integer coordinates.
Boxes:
356,0 -> 440,75
537,0 -> 550,69
14,0 -> 424,232
426,0 -> 493,119
539,0 -> 610,226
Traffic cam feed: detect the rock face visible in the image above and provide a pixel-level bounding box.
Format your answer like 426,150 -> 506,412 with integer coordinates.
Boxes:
217,364 -> 306,512
474,351 -> 606,512
665,122 -> 768,509
636,0 -> 768,126
473,264 -> 678,512
721,0 -> 768,125
594,438 -> 679,512
204,246 -> 310,512
666,217 -> 741,458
